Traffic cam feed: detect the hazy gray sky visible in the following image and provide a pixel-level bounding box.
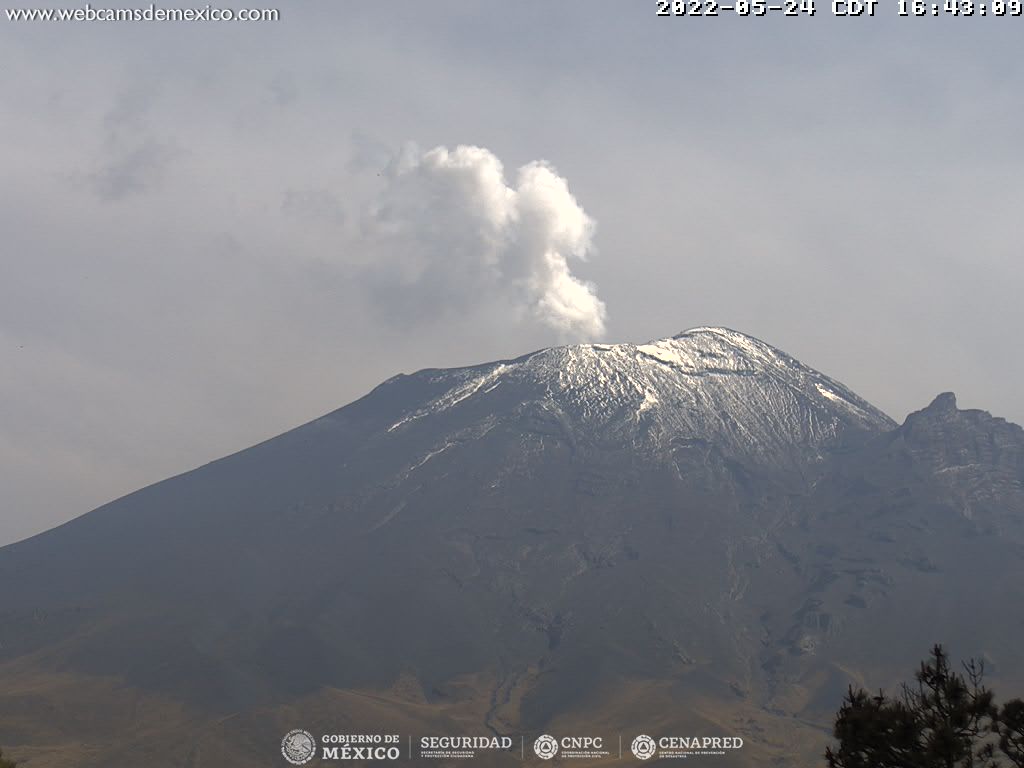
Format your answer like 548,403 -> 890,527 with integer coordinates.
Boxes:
2,2 -> 1022,545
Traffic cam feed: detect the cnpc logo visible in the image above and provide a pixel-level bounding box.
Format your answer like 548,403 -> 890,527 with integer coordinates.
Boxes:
533,734 -> 605,760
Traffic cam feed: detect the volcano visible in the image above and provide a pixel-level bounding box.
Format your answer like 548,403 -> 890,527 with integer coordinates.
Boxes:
1,327 -> 1022,767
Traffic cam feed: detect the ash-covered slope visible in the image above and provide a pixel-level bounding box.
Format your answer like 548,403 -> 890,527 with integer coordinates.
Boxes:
0,328 -> 1020,768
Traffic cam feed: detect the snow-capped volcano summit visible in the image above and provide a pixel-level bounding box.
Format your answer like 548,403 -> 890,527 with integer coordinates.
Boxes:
377,327 -> 894,469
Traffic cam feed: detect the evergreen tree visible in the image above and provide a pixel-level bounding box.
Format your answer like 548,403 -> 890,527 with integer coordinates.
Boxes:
995,699 -> 1024,767
825,645 -> 1004,768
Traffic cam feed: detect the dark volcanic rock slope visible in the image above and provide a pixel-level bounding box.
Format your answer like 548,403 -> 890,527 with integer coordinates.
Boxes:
0,328 -> 1021,767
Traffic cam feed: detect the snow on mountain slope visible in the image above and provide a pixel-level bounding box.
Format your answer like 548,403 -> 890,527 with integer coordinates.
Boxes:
379,327 -> 894,468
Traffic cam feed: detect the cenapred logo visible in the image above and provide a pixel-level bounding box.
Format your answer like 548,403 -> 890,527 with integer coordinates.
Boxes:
630,733 -> 744,760
533,734 -> 559,760
281,729 -> 317,765
631,734 -> 657,760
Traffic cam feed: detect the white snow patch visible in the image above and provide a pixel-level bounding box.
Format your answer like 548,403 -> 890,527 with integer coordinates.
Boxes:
434,365 -> 508,411
387,412 -> 424,432
815,383 -> 846,404
636,341 -> 691,369
409,441 -> 455,471
937,463 -> 982,474
636,389 -> 660,418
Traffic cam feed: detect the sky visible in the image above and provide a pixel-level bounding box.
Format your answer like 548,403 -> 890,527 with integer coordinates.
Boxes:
2,1 -> 1023,545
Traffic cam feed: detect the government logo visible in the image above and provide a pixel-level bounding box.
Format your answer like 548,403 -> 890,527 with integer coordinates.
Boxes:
281,729 -> 317,765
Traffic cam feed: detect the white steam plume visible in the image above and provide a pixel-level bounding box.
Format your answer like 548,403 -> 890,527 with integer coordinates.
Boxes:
361,144 -> 606,340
